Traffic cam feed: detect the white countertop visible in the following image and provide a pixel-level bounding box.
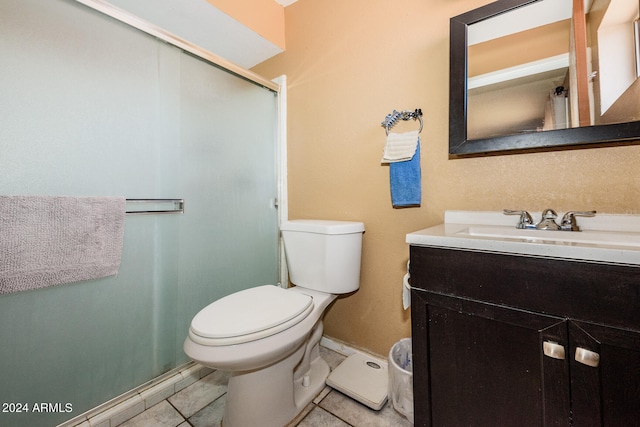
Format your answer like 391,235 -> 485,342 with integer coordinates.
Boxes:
406,211 -> 640,266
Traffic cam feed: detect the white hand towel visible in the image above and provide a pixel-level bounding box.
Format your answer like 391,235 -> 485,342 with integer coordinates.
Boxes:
402,260 -> 411,310
381,130 -> 419,163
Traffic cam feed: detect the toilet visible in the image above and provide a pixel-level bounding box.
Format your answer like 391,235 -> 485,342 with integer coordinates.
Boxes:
183,219 -> 365,427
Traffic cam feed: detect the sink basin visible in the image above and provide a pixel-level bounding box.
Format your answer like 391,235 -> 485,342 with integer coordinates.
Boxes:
459,226 -> 640,248
406,210 -> 640,266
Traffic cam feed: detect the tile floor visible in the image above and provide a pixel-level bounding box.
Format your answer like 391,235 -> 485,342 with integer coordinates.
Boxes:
118,346 -> 413,427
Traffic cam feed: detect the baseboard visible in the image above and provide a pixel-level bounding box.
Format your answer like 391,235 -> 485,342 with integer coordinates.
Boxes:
320,336 -> 387,366
56,362 -> 211,427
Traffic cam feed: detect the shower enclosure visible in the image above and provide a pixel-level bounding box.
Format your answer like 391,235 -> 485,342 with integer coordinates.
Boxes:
0,1 -> 282,426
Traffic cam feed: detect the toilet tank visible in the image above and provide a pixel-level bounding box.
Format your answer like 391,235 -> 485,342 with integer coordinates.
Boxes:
280,220 -> 365,294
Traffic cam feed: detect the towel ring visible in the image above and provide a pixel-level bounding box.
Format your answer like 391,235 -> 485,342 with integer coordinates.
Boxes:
382,109 -> 423,135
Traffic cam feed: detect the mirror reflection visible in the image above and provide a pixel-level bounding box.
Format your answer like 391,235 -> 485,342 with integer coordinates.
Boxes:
467,0 -> 640,141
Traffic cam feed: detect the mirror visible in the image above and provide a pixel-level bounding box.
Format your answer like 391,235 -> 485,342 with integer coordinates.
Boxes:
450,0 -> 640,157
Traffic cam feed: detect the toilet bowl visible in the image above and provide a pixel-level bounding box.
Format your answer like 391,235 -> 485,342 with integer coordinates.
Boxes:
183,219 -> 364,427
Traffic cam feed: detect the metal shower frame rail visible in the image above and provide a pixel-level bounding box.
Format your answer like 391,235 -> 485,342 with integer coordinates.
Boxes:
125,199 -> 184,215
73,0 -> 279,92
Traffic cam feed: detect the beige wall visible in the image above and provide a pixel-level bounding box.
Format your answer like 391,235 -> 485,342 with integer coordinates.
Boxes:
252,0 -> 640,357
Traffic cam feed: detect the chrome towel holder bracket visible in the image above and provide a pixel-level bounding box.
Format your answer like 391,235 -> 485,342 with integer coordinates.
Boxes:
125,198 -> 184,215
381,108 -> 423,135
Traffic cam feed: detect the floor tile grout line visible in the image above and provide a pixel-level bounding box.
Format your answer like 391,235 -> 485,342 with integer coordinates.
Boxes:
164,397 -> 189,425
294,388 -> 355,427
316,391 -> 355,427
181,389 -> 228,426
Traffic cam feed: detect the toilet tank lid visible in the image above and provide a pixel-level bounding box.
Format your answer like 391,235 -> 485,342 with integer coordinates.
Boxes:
281,220 -> 365,234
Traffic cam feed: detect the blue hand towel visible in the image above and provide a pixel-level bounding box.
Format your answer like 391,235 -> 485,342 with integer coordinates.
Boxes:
390,140 -> 421,207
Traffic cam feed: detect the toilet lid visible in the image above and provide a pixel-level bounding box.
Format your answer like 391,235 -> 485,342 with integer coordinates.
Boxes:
189,285 -> 313,346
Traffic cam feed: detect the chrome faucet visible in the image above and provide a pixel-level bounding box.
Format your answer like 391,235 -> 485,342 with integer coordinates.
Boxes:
504,209 -> 596,231
536,208 -> 560,230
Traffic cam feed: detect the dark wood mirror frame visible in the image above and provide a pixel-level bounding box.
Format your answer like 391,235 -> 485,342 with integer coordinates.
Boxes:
449,0 -> 640,157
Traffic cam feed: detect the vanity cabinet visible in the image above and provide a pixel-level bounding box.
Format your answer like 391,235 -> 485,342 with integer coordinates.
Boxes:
410,245 -> 640,427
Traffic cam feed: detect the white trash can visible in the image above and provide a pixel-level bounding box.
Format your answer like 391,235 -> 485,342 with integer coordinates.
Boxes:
388,338 -> 413,423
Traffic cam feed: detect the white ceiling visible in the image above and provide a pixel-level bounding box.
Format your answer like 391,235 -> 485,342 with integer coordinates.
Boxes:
107,0 -> 287,68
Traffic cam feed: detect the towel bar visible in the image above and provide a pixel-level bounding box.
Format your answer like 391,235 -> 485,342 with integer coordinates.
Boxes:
125,199 -> 184,215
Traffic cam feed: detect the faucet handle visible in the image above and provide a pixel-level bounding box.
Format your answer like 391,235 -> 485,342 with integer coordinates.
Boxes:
503,209 -> 534,229
560,210 -> 596,231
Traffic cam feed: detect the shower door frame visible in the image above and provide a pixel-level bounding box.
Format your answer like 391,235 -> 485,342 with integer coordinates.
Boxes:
73,0 -> 289,287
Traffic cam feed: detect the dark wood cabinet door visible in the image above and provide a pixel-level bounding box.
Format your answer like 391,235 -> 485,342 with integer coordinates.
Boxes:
410,245 -> 640,427
569,321 -> 640,427
412,290 -> 571,427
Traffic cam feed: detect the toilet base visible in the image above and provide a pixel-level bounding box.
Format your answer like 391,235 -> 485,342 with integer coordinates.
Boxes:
183,288 -> 339,426
293,353 -> 331,412
223,340 -> 330,427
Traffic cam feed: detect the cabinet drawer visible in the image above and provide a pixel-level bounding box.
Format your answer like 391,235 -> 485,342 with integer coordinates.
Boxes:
410,246 -> 640,331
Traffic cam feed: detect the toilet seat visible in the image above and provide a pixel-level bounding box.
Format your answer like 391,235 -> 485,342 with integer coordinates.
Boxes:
189,285 -> 314,346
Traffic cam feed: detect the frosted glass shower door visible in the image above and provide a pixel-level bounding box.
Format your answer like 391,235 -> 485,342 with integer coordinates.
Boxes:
175,54 -> 280,362
0,1 -> 280,426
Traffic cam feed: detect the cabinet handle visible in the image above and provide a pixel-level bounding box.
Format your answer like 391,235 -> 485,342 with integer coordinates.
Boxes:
543,341 -> 565,360
575,347 -> 600,367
